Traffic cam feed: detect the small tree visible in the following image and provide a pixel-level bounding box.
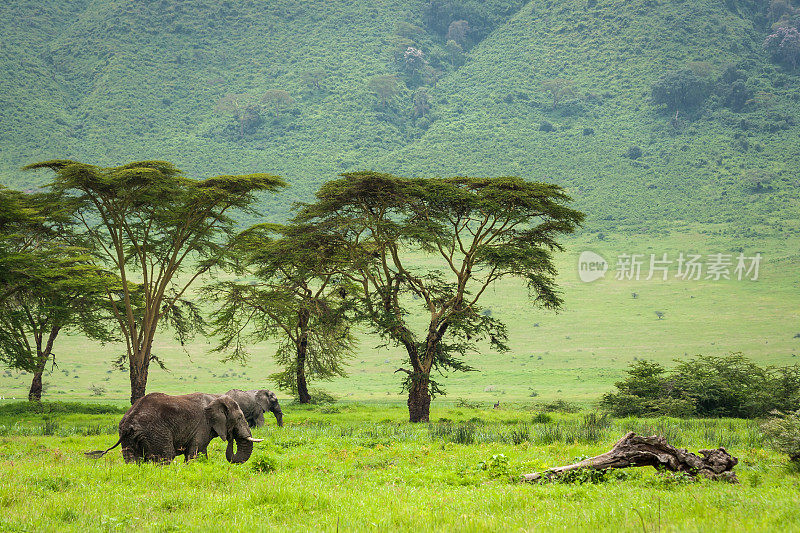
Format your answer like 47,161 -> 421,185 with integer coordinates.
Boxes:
762,410 -> 800,462
297,172 -> 583,422
369,75 -> 400,107
261,89 -> 295,118
445,40 -> 466,67
446,20 -> 470,47
300,69 -> 326,90
24,160 -> 286,403
412,87 -> 431,119
541,78 -> 574,109
207,224 -> 355,403
214,93 -> 263,138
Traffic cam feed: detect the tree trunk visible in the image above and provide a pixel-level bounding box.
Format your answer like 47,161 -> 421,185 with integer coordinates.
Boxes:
407,373 -> 431,423
296,344 -> 311,404
296,311 -> 311,404
28,371 -> 44,402
28,349 -> 50,402
522,432 -> 739,483
129,358 -> 149,404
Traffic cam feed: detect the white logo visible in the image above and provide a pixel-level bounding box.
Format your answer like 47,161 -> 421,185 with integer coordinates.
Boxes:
578,251 -> 608,283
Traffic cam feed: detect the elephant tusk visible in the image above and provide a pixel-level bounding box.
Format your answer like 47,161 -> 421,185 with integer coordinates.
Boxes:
246,437 -> 264,443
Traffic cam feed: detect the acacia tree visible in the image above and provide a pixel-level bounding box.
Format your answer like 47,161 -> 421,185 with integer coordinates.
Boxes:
297,172 -> 583,422
214,93 -> 263,138
0,245 -> 122,401
24,160 -> 286,403
207,224 -> 355,403
0,188 -> 121,400
541,78 -> 575,109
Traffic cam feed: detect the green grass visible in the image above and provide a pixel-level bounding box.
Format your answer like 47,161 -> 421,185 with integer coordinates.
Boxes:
0,404 -> 797,532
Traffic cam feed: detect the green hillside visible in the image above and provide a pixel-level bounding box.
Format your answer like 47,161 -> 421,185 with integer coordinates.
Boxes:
1,0 -> 797,232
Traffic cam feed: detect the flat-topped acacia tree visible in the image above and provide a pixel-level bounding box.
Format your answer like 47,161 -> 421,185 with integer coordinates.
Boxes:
296,172 -> 583,422
207,223 -> 356,403
0,188 -> 122,400
24,160 -> 286,403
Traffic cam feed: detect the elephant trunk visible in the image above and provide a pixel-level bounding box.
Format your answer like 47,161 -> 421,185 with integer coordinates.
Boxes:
273,409 -> 283,427
225,435 -> 254,464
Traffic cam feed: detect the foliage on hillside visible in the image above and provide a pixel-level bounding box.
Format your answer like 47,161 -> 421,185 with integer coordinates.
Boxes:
0,0 -> 798,234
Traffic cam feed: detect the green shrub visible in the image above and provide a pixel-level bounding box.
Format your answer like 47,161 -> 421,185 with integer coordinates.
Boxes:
601,354 -> 800,418
477,453 -> 510,478
761,410 -> 800,462
651,69 -> 710,113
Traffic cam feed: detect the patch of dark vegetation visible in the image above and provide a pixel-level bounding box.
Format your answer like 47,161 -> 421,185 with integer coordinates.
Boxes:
0,401 -> 126,416
601,353 -> 800,418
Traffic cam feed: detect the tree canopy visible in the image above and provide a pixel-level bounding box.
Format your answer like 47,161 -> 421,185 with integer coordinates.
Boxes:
296,172 -> 583,421
24,160 -> 286,403
207,223 -> 355,403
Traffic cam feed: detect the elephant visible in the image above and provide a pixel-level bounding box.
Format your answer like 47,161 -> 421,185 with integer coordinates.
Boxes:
85,392 -> 262,463
225,389 -> 283,428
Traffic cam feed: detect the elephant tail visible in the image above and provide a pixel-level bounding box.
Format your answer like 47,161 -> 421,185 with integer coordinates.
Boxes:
85,438 -> 122,459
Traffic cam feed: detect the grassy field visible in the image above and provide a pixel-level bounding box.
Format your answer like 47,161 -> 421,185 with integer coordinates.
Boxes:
1,231 -> 797,409
0,402 -> 798,532
0,231 -> 797,531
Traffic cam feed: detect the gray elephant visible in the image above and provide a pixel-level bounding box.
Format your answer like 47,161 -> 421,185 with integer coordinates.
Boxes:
225,389 -> 283,428
86,392 -> 262,463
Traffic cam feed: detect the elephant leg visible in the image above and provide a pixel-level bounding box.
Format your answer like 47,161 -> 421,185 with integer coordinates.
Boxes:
143,436 -> 175,463
121,438 -> 142,463
183,444 -> 199,462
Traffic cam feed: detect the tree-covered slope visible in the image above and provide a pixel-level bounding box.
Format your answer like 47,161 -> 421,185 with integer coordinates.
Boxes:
377,0 -> 800,234
1,0 -> 798,233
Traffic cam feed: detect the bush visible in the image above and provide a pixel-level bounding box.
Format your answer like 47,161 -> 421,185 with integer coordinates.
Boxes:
762,410 -> 800,462
250,454 -> 278,473
600,354 -> 800,418
538,399 -> 579,413
626,146 -> 643,160
651,70 -> 710,113
539,120 -> 555,132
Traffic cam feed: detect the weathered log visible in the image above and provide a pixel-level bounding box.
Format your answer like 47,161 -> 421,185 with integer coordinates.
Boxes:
521,431 -> 738,483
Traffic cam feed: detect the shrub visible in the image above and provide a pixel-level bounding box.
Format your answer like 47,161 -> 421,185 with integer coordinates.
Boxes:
477,453 -> 510,478
539,121 -> 555,132
601,354 -> 800,418
762,410 -> 800,462
250,454 -> 278,473
651,70 -> 710,113
538,399 -> 579,413
626,146 -> 643,160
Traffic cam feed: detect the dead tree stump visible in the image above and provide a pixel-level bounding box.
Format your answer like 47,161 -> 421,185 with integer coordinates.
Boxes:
521,432 -> 739,483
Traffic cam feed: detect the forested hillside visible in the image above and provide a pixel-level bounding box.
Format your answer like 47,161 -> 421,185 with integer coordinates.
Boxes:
1,0 -> 798,232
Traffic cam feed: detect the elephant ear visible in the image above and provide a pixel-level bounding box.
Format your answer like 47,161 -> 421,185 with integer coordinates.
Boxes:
266,390 -> 279,410
205,399 -> 228,441
255,390 -> 270,411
